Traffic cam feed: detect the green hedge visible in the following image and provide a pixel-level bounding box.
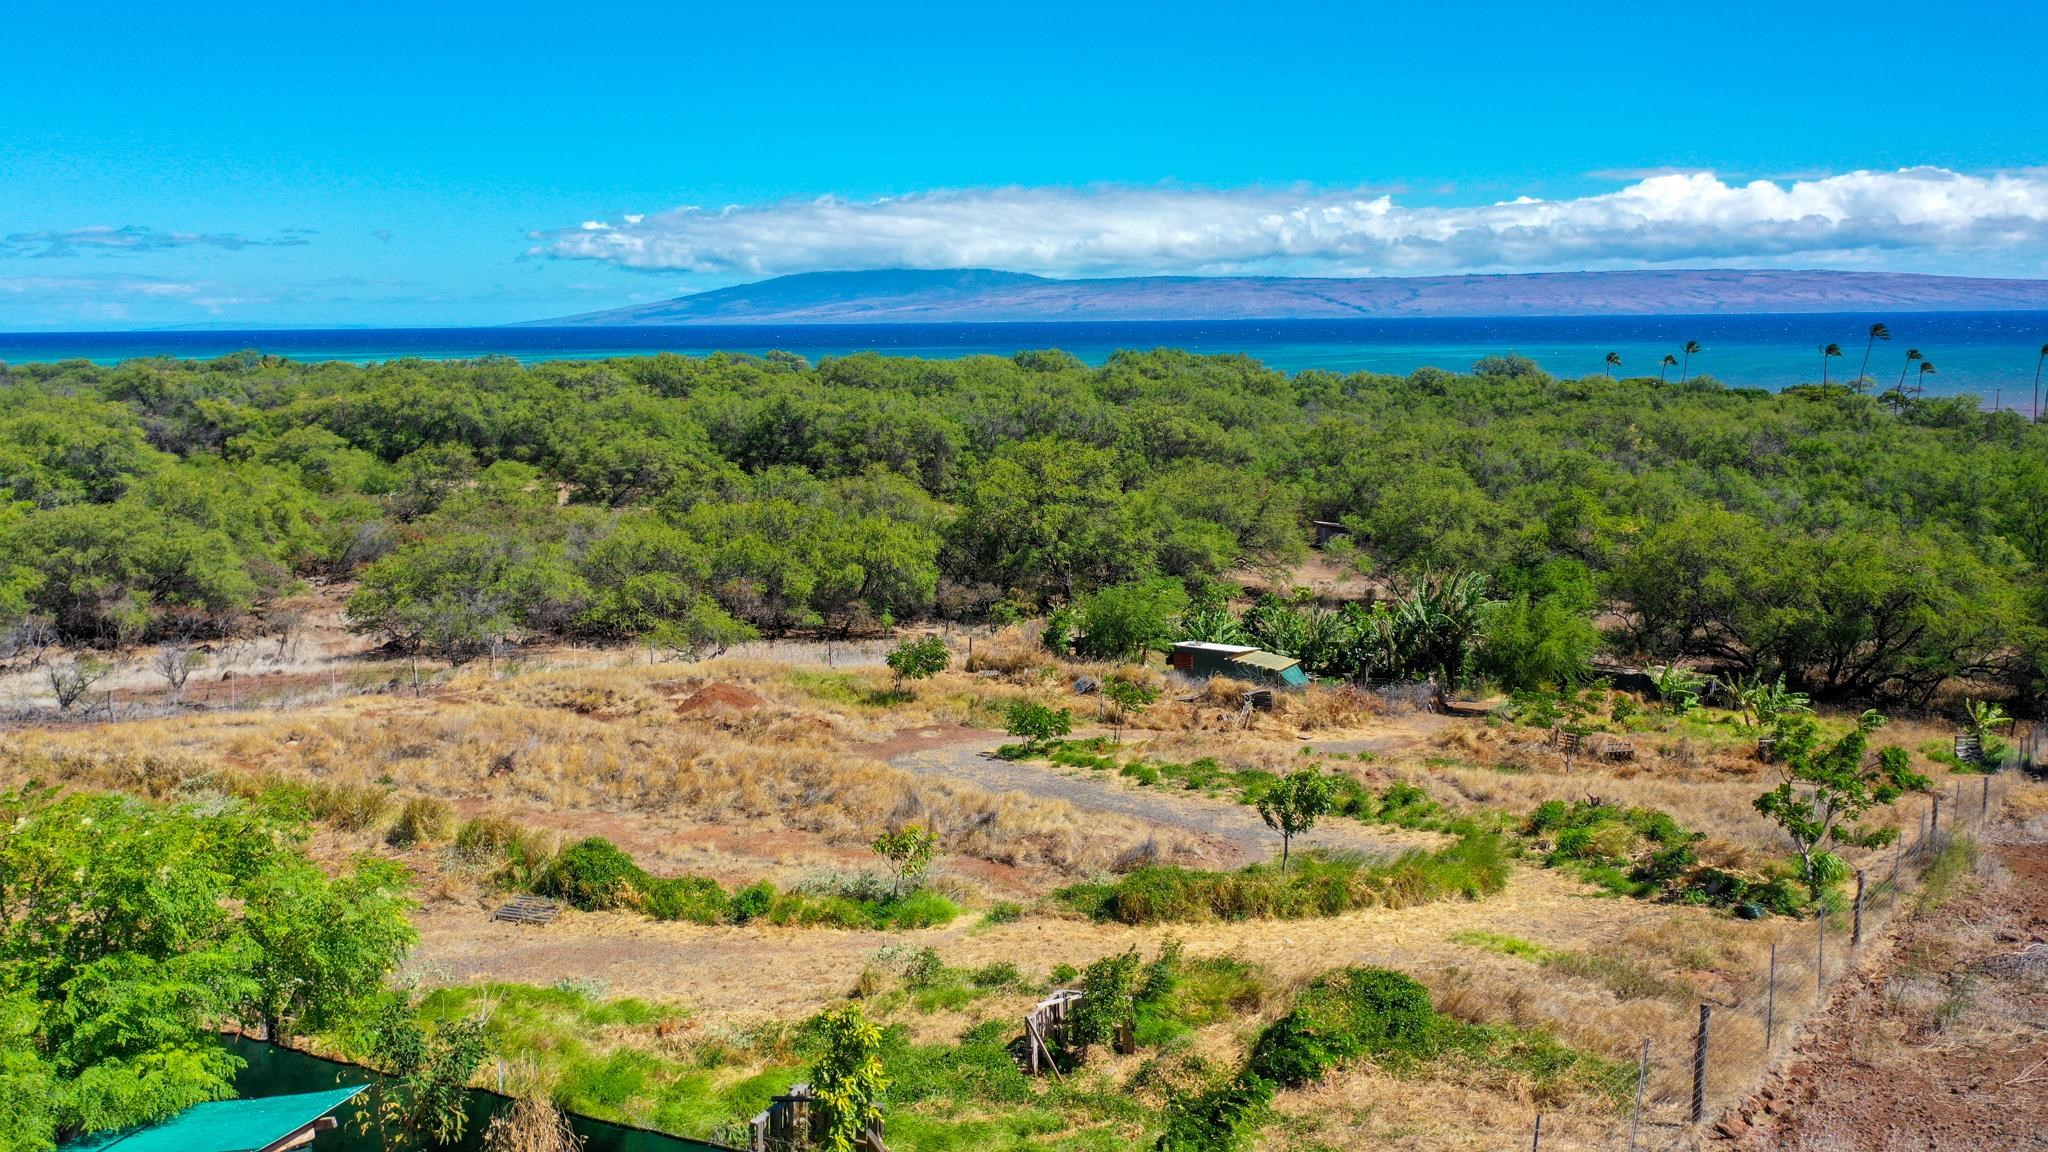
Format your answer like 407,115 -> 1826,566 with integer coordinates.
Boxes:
1056,835 -> 1508,925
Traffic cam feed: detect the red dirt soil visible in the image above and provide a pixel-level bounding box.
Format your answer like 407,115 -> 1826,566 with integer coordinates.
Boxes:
1720,826 -> 2048,1151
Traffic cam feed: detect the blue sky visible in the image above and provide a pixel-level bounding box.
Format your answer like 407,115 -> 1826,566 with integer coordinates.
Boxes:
3,0 -> 2045,328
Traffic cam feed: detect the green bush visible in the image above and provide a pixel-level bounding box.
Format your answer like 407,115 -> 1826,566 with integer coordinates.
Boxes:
727,881 -> 776,924
641,875 -> 731,924
983,900 -> 1023,924
536,837 -> 647,910
1057,836 -> 1508,925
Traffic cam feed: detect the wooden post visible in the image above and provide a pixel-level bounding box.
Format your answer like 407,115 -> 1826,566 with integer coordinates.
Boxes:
1981,774 -> 1991,823
1690,1004 -> 1712,1123
1931,794 -> 1943,852
1530,1111 -> 1543,1152
1852,869 -> 1866,947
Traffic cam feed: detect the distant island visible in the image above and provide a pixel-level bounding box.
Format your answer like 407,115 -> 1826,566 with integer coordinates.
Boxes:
527,267 -> 2048,326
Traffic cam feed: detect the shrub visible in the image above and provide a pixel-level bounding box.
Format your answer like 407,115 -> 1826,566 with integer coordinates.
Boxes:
903,948 -> 945,990
1058,837 -> 1508,925
640,875 -> 730,924
726,881 -> 776,924
983,900 -> 1023,924
536,837 -> 646,911
387,795 -> 454,847
970,962 -> 1023,988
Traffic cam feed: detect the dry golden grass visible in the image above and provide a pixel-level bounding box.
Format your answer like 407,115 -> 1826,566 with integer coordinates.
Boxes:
1,625 -> 2010,1152
0,659 -> 1185,877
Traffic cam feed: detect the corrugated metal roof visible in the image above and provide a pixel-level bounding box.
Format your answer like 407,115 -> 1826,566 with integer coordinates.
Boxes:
1173,641 -> 1259,654
1229,650 -> 1301,671
60,1087 -> 367,1152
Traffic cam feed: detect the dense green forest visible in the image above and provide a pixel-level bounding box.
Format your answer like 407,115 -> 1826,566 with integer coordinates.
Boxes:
2,347 -> 2044,705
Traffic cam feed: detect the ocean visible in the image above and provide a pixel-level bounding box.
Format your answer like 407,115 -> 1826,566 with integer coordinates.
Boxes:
5,312 -> 2048,407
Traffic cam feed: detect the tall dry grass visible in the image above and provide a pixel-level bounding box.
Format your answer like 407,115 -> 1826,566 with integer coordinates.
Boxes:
0,659 -> 1191,875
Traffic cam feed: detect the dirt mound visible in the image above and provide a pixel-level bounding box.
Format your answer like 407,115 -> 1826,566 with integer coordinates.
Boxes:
675,683 -> 767,714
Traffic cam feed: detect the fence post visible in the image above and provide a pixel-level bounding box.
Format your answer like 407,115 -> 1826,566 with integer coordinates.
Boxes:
1852,869 -> 1865,947
1529,1111 -> 1542,1152
1981,774 -> 1991,824
1627,1037 -> 1650,1152
1764,938 -> 1777,1049
1931,794 -> 1943,854
1816,914 -> 1826,995
1890,837 -> 1901,910
1690,1004 -> 1712,1124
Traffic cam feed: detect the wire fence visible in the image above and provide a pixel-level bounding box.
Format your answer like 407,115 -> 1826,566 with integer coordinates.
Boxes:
1513,771 -> 2011,1151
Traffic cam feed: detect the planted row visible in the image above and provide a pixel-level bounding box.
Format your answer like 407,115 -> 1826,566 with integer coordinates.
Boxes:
533,837 -> 960,930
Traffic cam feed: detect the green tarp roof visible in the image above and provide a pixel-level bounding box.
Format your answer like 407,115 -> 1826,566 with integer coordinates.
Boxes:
60,1086 -> 367,1152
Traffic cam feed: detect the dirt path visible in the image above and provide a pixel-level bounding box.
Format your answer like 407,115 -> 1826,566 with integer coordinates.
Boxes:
1721,800 -> 2048,1151
879,727 -> 1426,866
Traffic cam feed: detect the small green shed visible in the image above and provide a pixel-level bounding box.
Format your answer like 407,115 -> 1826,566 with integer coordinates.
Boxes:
1169,642 -> 1310,688
60,1086 -> 368,1152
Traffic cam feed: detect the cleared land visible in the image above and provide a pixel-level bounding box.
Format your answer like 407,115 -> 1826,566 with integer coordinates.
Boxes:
0,599 -> 2014,1152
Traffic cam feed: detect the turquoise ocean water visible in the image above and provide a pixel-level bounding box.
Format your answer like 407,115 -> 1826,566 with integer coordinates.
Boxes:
5,312 -> 2048,407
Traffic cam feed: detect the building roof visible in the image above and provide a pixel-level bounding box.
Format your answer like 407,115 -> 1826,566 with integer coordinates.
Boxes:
1228,650 -> 1302,672
60,1087 -> 368,1152
1172,641 -> 1259,655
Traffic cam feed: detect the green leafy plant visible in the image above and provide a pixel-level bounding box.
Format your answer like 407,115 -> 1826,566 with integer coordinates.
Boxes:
1754,714 -> 1928,899
884,634 -> 950,694
810,1006 -> 888,1152
870,826 -> 939,898
1254,767 -> 1336,872
1004,700 -> 1073,754
1101,675 -> 1161,745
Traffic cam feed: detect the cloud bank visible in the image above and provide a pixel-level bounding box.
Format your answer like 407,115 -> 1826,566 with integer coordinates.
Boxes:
0,225 -> 310,259
533,168 -> 2048,279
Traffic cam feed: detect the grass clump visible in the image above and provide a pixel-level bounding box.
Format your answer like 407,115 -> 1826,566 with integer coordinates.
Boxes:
385,795 -> 454,846
1451,930 -> 1689,1003
1525,798 -> 1801,915
1156,967 -> 1627,1152
1056,835 -> 1508,925
532,837 -> 959,929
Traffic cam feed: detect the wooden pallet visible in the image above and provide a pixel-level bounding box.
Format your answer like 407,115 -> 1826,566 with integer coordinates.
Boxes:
490,896 -> 560,925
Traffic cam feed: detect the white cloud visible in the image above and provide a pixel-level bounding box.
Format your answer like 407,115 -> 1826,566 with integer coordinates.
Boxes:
531,168 -> 2048,278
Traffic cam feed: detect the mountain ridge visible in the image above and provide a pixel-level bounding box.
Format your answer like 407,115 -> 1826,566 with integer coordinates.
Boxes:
526,268 -> 2048,326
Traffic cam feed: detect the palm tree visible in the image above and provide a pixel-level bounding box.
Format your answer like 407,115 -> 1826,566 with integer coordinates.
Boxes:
1604,352 -> 1621,378
1857,322 -> 1890,392
2034,342 -> 2046,423
1818,343 -> 1843,385
1916,360 -> 1937,396
1659,353 -> 1678,382
1896,348 -> 1923,392
1680,340 -> 1701,383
